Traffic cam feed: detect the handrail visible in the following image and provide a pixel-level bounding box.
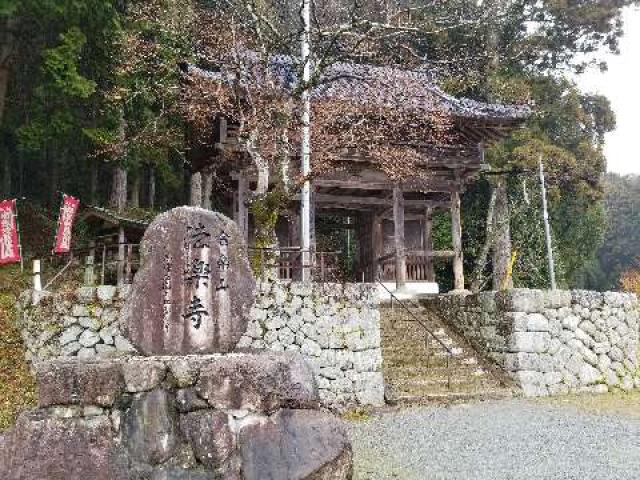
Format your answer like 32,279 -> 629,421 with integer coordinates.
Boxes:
377,279 -> 453,357
377,278 -> 453,389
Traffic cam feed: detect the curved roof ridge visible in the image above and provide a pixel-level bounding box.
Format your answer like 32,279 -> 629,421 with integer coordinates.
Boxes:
184,55 -> 533,122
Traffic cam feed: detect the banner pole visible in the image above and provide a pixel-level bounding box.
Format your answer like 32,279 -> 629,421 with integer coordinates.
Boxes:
52,192 -> 64,256
14,198 -> 24,272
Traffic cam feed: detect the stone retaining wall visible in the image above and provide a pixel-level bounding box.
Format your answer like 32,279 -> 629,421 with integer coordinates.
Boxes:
238,281 -> 384,409
19,286 -> 137,363
19,281 -> 385,410
425,289 -> 640,396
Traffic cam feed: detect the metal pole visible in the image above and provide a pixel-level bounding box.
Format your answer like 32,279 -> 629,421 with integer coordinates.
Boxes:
300,0 -> 312,282
15,205 -> 24,272
539,158 -> 557,290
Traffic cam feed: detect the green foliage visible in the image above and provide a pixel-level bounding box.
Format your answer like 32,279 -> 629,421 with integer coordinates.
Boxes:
41,27 -> 96,99
249,189 -> 289,274
0,265 -> 36,431
580,174 -> 640,291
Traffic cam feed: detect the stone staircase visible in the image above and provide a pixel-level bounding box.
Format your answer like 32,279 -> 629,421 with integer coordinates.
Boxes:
380,300 -> 515,405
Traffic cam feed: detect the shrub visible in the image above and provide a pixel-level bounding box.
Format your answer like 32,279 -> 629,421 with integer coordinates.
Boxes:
620,267 -> 640,296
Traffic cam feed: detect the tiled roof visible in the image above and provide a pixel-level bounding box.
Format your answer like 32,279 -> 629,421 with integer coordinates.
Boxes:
183,55 -> 532,123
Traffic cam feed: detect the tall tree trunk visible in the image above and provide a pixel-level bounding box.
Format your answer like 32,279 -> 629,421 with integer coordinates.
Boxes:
110,165 -> 128,212
492,178 -> 513,290
1,153 -> 9,196
470,187 -> 498,292
148,166 -> 156,209
246,131 -> 269,196
0,17 -> 16,126
190,171 -> 202,207
90,162 -> 99,205
130,174 -> 140,208
202,169 -> 212,210
110,109 -> 128,212
49,149 -> 59,206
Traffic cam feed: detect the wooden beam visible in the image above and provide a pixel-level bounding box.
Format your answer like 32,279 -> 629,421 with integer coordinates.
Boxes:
311,193 -> 451,209
451,191 -> 464,291
379,249 -> 455,262
315,178 -> 458,192
393,186 -> 407,289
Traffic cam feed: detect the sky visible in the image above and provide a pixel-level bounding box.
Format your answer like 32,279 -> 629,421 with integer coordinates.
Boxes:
576,7 -> 640,175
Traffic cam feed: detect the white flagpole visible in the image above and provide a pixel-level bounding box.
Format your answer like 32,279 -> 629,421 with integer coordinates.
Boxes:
539,158 -> 557,290
300,0 -> 312,281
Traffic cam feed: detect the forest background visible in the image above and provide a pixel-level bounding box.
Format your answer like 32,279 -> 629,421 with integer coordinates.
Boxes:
1,0 -> 639,294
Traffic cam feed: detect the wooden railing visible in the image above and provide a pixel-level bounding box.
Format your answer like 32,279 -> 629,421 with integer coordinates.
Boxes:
249,247 -> 342,283
34,243 -> 344,290
378,249 -> 455,282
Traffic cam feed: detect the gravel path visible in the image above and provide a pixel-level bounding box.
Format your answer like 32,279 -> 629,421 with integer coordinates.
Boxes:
347,399 -> 640,480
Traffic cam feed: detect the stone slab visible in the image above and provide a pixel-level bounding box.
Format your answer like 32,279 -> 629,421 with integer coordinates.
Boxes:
0,412 -> 129,480
239,409 -> 353,480
36,359 -> 124,407
196,352 -> 319,413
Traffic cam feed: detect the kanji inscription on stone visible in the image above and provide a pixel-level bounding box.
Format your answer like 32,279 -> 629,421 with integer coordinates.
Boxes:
122,207 -> 256,355
183,296 -> 209,329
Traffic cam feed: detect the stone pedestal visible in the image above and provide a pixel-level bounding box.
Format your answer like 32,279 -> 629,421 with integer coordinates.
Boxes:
1,354 -> 352,480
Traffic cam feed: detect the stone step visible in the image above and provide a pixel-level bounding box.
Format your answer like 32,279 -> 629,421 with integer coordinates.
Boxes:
389,373 -> 504,390
384,365 -> 490,379
382,345 -> 466,357
379,301 -> 513,404
382,350 -> 469,366
388,382 -> 508,400
389,389 -> 514,406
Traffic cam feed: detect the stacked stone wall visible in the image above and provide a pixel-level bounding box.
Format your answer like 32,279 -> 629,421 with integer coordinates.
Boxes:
19,281 -> 385,409
19,286 -> 137,362
425,289 -> 640,396
238,281 -> 385,409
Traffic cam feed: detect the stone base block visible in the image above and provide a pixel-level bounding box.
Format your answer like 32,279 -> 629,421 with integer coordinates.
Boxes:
1,354 -> 352,480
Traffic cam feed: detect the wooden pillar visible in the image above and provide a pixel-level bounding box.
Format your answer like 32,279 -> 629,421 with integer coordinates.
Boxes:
309,186 -> 316,251
117,227 -> 126,287
237,175 -> 249,242
451,191 -> 464,291
289,210 -> 301,280
288,209 -> 300,247
372,214 -> 383,281
125,244 -> 133,284
393,186 -> 407,290
424,207 -> 435,282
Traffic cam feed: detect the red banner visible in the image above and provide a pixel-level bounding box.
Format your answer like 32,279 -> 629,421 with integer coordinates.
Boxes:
54,194 -> 80,254
0,199 -> 21,265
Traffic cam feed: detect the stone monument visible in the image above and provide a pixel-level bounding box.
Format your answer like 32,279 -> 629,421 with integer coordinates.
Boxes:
0,207 -> 353,480
123,208 -> 255,355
